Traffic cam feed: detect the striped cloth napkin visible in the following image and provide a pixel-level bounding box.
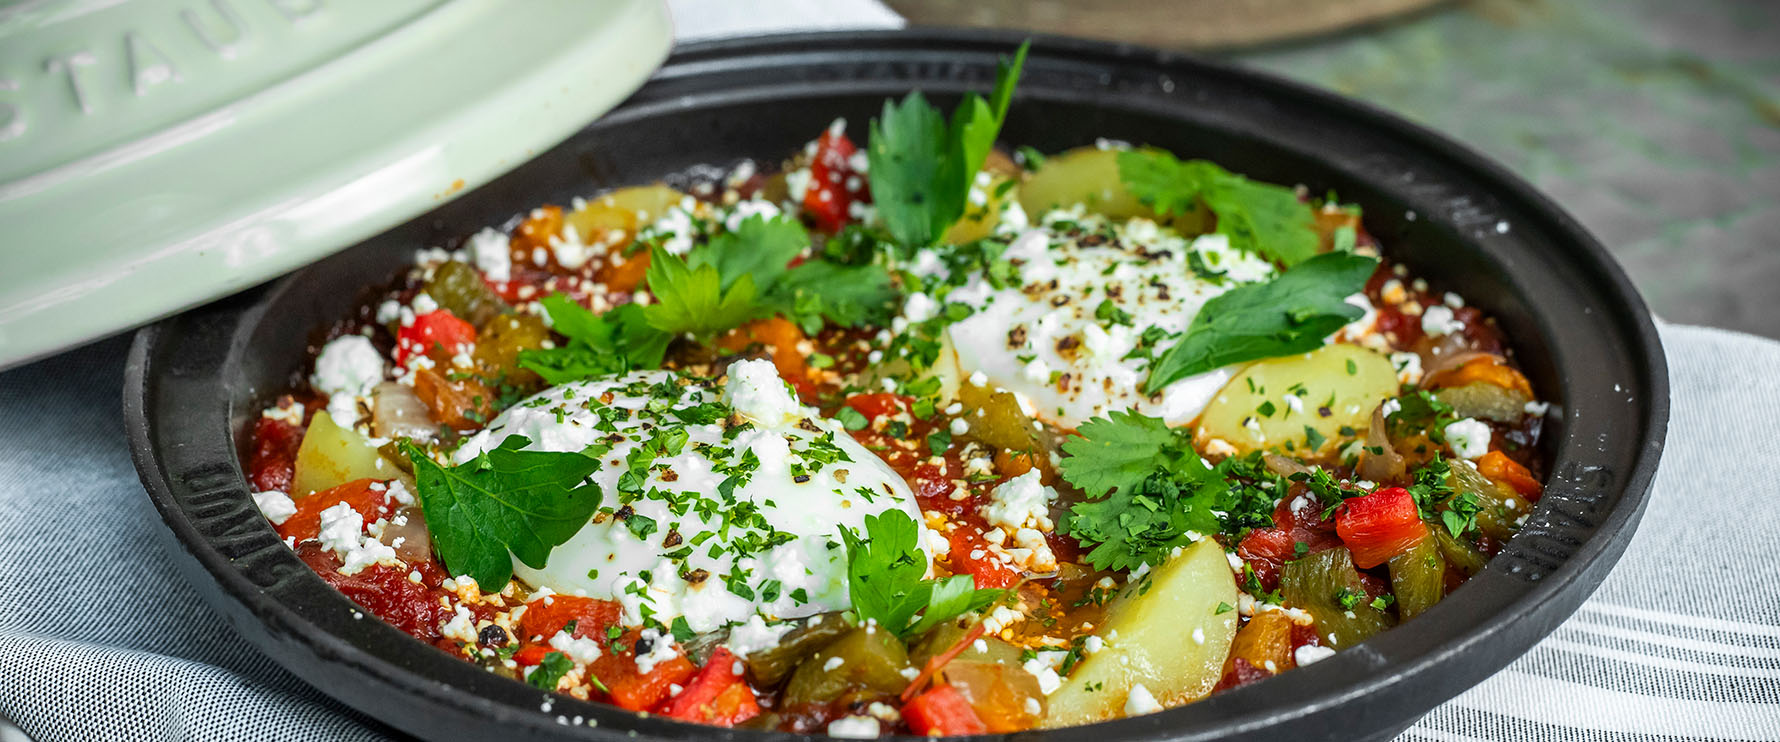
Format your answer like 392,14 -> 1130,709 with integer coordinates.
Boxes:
0,2 -> 1774,739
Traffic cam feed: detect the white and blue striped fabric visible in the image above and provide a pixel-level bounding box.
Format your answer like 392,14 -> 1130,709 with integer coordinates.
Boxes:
1,2 -> 1776,739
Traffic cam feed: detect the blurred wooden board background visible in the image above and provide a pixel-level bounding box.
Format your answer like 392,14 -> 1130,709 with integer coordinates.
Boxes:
885,0 -> 1443,49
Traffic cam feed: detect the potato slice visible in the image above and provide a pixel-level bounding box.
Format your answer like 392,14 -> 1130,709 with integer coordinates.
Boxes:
1195,344 -> 1397,459
562,184 -> 685,246
291,411 -> 410,496
1018,146 -> 1151,219
1042,538 -> 1238,727
944,174 -> 1018,244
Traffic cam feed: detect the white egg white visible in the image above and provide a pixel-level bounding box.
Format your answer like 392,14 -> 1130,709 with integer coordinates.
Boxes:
452,360 -> 927,632
941,210 -> 1277,429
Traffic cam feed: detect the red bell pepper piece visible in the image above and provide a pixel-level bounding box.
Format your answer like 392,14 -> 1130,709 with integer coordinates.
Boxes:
1335,486 -> 1428,569
802,127 -> 868,232
842,392 -> 911,422
590,628 -> 697,711
659,647 -> 759,726
517,595 -> 622,644
903,685 -> 988,736
248,414 -> 305,494
395,309 -> 477,367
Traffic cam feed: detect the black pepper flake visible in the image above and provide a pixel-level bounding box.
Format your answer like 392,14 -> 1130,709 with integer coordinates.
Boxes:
1050,295 -> 1071,307
793,474 -> 811,483
614,504 -> 634,521
662,529 -> 683,548
1055,336 -> 1081,354
683,568 -> 710,585
477,624 -> 509,647
796,419 -> 822,434
1007,326 -> 1028,348
1318,406 -> 1333,418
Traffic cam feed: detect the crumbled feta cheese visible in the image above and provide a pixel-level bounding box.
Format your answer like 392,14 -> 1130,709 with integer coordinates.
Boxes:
1390,351 -> 1424,386
1022,658 -> 1062,695
312,336 -> 385,397
1124,683 -> 1163,716
441,605 -> 478,644
1295,644 -> 1336,666
724,358 -> 809,426
1524,400 -> 1550,417
1421,305 -> 1464,336
1444,417 -> 1493,460
981,470 -> 1057,531
633,629 -> 680,675
725,615 -> 793,657
251,490 -> 297,526
550,630 -> 603,664
827,716 -> 880,739
468,227 -> 512,282
901,292 -> 939,323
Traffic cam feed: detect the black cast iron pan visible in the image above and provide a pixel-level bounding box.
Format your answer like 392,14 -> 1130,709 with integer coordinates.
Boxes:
125,29 -> 1668,742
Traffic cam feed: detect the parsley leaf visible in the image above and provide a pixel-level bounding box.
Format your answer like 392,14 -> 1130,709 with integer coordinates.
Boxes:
771,259 -> 899,333
642,245 -> 766,340
839,510 -> 1003,637
868,41 -> 1028,248
517,295 -> 670,384
402,436 -> 604,587
1145,251 -> 1377,392
526,651 -> 574,690
644,214 -> 899,339
1117,148 -> 1319,266
689,214 -> 808,291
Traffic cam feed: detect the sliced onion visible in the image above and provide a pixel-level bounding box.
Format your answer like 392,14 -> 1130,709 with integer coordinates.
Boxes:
1262,452 -> 1312,480
371,381 -> 437,441
379,505 -> 433,563
1420,350 -> 1499,390
1357,403 -> 1408,484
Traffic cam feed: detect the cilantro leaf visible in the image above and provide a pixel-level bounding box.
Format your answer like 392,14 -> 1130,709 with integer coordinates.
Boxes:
839,510 -> 1003,637
1116,148 -> 1319,266
1057,411 -> 1236,571
642,244 -> 767,339
526,651 -> 574,690
402,436 -> 604,587
517,295 -> 670,384
868,41 -> 1028,248
1056,410 -> 1179,498
1145,251 -> 1377,393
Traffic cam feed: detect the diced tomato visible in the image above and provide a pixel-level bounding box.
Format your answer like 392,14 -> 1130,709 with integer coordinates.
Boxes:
842,392 -> 912,422
296,543 -> 450,640
946,527 -> 1021,590
1477,450 -> 1543,500
903,685 -> 988,736
517,595 -> 623,644
248,415 -> 305,493
590,628 -> 698,711
1213,657 -> 1275,692
1335,486 -> 1428,569
1237,494 -> 1340,589
802,128 -> 868,232
276,478 -> 389,543
395,310 -> 477,368
659,648 -> 759,726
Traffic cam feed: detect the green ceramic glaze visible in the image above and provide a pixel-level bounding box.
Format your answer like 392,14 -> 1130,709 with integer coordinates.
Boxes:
0,0 -> 673,368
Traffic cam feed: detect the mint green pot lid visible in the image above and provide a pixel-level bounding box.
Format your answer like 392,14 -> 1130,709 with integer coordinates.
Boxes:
0,0 -> 674,369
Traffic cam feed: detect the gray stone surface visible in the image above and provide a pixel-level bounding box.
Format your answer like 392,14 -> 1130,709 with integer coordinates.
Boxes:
1228,0 -> 1780,337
